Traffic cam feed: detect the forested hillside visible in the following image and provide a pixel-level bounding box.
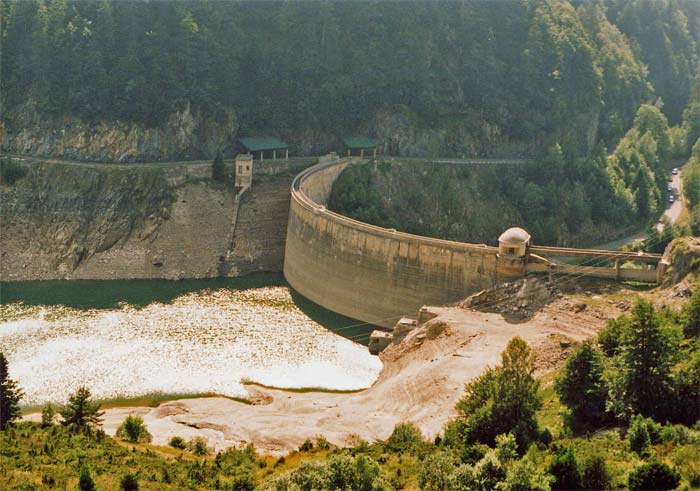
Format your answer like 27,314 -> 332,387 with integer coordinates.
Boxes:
1,0 -> 698,160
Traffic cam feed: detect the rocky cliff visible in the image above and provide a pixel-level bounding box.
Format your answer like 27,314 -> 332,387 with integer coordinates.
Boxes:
1,101 -> 238,163
0,159 -> 302,281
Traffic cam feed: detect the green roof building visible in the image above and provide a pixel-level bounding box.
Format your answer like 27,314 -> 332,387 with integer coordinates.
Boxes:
239,137 -> 289,160
343,136 -> 377,157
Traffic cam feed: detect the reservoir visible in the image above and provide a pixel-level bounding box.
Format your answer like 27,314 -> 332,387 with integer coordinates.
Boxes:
0,274 -> 381,406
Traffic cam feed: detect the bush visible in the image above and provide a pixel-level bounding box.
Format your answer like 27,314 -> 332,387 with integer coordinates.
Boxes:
681,290 -> 700,338
120,473 -> 139,491
386,422 -> 425,453
230,473 -> 255,491
299,438 -> 314,452
473,450 -> 506,491
659,424 -> 691,445
580,454 -> 610,490
419,452 -> 457,491
169,436 -> 187,449
78,463 -> 96,491
448,464 -> 477,491
629,415 -> 652,455
598,316 -> 628,356
548,447 -> 582,490
212,151 -> 226,182
315,435 -> 331,450
673,445 -> 700,489
628,461 -> 681,491
501,457 -> 553,491
41,403 -> 55,427
0,158 -> 27,185
188,437 -> 211,456
494,433 -> 518,463
116,415 -> 152,443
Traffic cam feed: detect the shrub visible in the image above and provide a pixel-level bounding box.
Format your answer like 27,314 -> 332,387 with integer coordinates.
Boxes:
660,424 -> 691,445
299,438 -> 314,452
673,445 -> 700,488
681,290 -> 700,338
78,463 -> 96,491
419,452 -> 457,491
116,415 -> 152,443
212,151 -> 226,182
460,443 -> 488,465
0,158 -> 27,185
230,473 -> 255,491
473,450 -> 506,491
386,422 -> 425,453
580,454 -> 610,491
494,433 -> 518,463
188,436 -> 211,456
628,461 -> 681,491
120,473 -> 139,491
169,436 -> 187,449
447,464 -> 476,491
315,435 -> 331,450
41,403 -> 55,428
597,316 -> 628,356
629,414 -> 652,455
548,447 -> 582,490
501,457 -> 553,491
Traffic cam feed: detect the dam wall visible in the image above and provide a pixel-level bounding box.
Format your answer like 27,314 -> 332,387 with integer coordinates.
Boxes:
284,159 -> 519,328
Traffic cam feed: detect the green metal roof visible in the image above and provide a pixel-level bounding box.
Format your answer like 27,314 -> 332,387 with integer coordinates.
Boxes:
240,137 -> 288,152
343,136 -> 376,149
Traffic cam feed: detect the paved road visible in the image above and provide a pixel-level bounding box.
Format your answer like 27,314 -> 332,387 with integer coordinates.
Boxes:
657,170 -> 683,231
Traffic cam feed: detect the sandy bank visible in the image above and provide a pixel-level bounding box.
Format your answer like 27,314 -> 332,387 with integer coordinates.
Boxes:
85,289 -> 621,455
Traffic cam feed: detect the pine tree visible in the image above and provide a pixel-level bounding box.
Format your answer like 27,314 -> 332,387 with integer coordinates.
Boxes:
621,299 -> 674,420
555,341 -> 609,430
0,352 -> 24,431
60,386 -> 105,434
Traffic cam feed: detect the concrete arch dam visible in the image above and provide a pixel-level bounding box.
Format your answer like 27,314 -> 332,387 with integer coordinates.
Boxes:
283,158 -> 663,329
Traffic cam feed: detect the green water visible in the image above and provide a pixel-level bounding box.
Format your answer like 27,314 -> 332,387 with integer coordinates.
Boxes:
0,273 -> 374,344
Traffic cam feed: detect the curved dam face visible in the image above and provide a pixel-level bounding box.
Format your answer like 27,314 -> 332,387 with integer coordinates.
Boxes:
283,158 -> 522,328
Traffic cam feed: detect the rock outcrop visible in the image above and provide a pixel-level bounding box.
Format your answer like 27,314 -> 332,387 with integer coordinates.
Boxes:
0,160 -> 300,281
2,101 -> 238,162
663,237 -> 700,284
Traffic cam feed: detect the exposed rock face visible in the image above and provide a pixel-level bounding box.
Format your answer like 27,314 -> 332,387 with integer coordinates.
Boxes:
2,101 -> 238,162
663,237 -> 700,284
0,160 -> 299,281
369,104 -> 599,158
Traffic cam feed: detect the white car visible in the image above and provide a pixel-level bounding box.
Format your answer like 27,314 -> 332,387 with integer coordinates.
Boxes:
672,168 -> 679,175
669,195 -> 675,203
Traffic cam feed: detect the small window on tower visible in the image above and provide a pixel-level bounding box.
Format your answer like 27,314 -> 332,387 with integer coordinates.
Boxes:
238,165 -> 242,173
246,165 -> 249,171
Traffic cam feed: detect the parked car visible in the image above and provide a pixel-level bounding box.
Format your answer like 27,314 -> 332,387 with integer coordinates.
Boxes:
672,167 -> 679,175
667,185 -> 673,192
669,195 -> 675,203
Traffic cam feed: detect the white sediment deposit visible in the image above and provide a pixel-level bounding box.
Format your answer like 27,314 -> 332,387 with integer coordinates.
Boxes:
0,287 -> 382,406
